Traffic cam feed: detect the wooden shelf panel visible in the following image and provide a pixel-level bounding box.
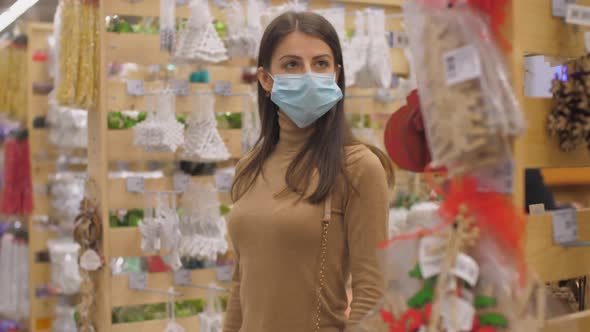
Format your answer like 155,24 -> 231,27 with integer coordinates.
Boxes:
30,263 -> 51,286
107,80 -> 252,113
544,309 -> 590,332
526,209 -> 590,282
111,316 -> 201,332
515,98 -> 590,169
107,176 -> 231,211
31,297 -> 57,319
542,167 -> 590,186
28,226 -> 56,253
513,0 -> 590,57
105,32 -> 253,67
110,227 -> 144,258
110,269 -> 227,306
107,129 -> 241,162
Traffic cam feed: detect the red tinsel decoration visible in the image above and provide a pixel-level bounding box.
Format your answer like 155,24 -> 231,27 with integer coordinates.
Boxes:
466,0 -> 511,51
1,137 -> 33,215
438,177 -> 527,281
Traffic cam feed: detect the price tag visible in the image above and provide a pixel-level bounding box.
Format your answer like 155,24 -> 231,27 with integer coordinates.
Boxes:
551,209 -> 578,244
418,235 -> 445,279
529,204 -> 546,215
214,168 -> 235,192
474,159 -> 514,194
129,272 -> 147,290
171,79 -> 189,96
126,177 -> 145,193
126,80 -> 145,96
566,4 -> 590,26
214,81 -> 232,96
585,31 -> 590,52
553,0 -> 577,17
443,45 -> 482,86
173,172 -> 190,192
216,265 -> 233,282
441,297 -> 476,331
174,269 -> 192,286
452,253 -> 479,287
390,31 -> 409,48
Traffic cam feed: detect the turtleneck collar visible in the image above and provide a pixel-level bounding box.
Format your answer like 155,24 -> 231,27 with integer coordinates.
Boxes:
275,111 -> 315,153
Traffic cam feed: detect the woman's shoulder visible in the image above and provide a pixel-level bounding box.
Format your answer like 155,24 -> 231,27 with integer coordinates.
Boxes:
343,144 -> 386,180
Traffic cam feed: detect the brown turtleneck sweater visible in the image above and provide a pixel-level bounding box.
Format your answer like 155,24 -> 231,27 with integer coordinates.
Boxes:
223,112 -> 389,332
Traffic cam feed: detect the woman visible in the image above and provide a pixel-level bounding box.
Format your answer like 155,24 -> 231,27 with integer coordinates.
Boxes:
224,11 -> 394,332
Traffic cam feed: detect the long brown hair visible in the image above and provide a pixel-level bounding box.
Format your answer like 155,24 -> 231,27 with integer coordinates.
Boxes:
231,11 -> 394,204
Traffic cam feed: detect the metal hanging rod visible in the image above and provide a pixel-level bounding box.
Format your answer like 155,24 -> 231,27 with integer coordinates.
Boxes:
130,287 -> 183,296
176,283 -> 230,293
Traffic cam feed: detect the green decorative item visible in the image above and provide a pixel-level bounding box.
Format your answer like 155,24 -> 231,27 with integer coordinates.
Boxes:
409,264 -> 423,279
478,313 -> 509,327
220,204 -> 231,216
407,278 -> 435,309
474,295 -> 498,309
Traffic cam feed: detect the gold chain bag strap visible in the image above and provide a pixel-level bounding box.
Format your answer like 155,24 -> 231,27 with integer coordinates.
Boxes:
314,193 -> 332,332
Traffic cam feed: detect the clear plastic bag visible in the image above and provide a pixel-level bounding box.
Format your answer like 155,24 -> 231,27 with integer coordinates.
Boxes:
404,1 -> 525,175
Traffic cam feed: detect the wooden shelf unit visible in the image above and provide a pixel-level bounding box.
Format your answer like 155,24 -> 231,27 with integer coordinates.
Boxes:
505,0 -> 590,330
25,22 -> 58,332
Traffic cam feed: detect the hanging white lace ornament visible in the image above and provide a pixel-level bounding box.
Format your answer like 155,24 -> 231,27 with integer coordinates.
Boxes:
179,182 -> 228,261
199,283 -> 224,332
53,305 -> 77,332
181,94 -> 230,162
50,173 -> 85,231
175,0 -> 228,64
260,1 -> 307,28
160,0 -> 176,52
314,7 -> 346,43
224,1 -> 247,59
245,0 -> 264,58
139,207 -> 162,252
164,288 -> 185,332
159,205 -> 183,270
241,94 -> 260,154
133,92 -> 184,153
48,239 -> 81,295
364,8 -> 392,89
344,12 -> 369,87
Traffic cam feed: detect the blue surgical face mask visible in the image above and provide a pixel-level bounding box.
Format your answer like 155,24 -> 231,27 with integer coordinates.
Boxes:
269,72 -> 343,128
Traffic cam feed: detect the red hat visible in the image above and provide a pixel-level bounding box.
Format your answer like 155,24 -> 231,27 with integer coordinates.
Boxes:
384,90 -> 432,173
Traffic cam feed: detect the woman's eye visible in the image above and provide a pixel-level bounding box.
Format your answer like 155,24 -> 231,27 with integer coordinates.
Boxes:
284,62 -> 298,69
316,60 -> 330,68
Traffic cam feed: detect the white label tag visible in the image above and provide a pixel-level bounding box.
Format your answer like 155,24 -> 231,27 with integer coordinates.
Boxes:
216,265 -> 233,282
174,269 -> 192,286
214,168 -> 235,192
551,209 -> 578,244
554,0 -> 577,17
418,236 -> 446,279
129,272 -> 148,290
441,296 -> 475,331
171,79 -> 189,96
126,80 -> 145,96
173,172 -> 190,192
443,45 -> 482,86
391,31 -> 409,48
126,177 -> 145,193
214,81 -> 232,96
474,159 -> 514,194
452,253 -> 479,287
585,31 -> 590,52
529,204 -> 546,215
566,4 -> 590,26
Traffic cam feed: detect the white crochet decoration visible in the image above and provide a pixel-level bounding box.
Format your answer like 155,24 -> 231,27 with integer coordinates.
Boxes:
260,0 -> 308,28
133,92 -> 184,153
199,284 -> 224,332
241,94 -> 260,154
160,0 -> 176,52
314,7 -> 346,43
47,95 -> 88,149
364,8 -> 392,89
164,288 -> 185,332
179,182 -> 228,261
181,94 -> 230,163
343,12 -> 369,87
0,233 -> 29,320
175,0 -> 228,64
53,305 -> 77,332
139,193 -> 183,270
50,173 -> 86,231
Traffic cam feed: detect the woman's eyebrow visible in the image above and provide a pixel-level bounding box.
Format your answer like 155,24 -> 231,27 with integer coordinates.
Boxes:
279,54 -> 303,61
313,54 -> 333,60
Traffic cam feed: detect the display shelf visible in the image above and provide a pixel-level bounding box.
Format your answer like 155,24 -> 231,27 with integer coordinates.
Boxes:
543,310 -> 590,332
26,22 -> 56,332
106,129 -> 241,162
111,316 -> 200,332
106,80 -> 252,113
542,168 -> 590,186
111,269 -> 227,306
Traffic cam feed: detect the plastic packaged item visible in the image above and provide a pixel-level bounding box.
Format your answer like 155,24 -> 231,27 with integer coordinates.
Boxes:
47,239 -> 81,295
404,1 -> 525,175
52,305 -> 77,332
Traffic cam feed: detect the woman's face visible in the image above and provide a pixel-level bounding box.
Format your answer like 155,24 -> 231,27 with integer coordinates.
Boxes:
258,30 -> 338,93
